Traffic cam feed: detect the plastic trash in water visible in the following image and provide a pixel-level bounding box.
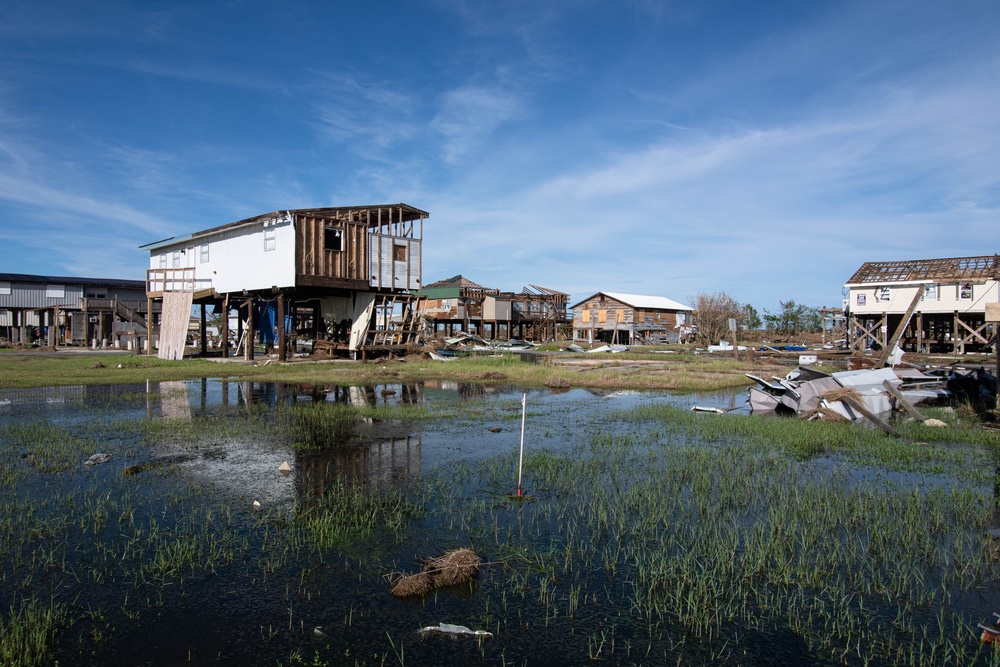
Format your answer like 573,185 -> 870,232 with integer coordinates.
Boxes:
84,453 -> 113,466
418,623 -> 493,640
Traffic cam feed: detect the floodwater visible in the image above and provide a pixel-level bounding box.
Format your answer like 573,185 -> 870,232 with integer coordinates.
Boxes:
0,380 -> 995,666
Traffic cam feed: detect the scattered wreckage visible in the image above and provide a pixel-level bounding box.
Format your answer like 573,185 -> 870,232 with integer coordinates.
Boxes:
431,331 -> 537,360
746,363 -> 996,431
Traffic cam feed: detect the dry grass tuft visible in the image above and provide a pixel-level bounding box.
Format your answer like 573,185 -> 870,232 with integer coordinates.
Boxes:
821,387 -> 864,404
544,377 -> 570,388
388,571 -> 434,598
424,548 -> 481,587
479,371 -> 507,380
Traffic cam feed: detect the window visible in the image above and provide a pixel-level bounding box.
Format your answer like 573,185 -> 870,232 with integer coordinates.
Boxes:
856,293 -> 867,306
598,309 -> 607,323
922,283 -> 938,301
959,283 -> 973,299
200,244 -> 209,263
159,254 -> 167,269
324,227 -> 343,251
877,287 -> 890,301
442,300 -> 451,310
0,282 -> 10,296
393,243 -> 406,262
172,251 -> 181,268
581,309 -> 590,323
46,285 -> 65,298
264,228 -> 276,252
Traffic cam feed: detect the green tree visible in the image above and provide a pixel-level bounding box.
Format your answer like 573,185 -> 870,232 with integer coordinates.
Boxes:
742,303 -> 762,330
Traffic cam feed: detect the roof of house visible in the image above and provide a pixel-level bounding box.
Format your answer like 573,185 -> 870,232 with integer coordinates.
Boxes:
570,292 -> 693,311
422,275 -> 489,290
845,255 -> 1000,285
0,273 -> 145,289
140,203 -> 429,251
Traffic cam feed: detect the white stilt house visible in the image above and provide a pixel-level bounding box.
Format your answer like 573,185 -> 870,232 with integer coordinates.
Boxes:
141,204 -> 428,360
844,255 -> 999,354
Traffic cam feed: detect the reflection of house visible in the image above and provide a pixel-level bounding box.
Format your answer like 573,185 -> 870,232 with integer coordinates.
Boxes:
845,255 -> 999,354
417,275 -> 569,341
140,204 -> 429,360
0,273 -> 151,347
570,292 -> 693,345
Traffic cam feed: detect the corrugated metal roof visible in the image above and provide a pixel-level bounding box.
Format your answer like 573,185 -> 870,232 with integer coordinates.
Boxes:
0,273 -> 145,289
570,292 -> 693,311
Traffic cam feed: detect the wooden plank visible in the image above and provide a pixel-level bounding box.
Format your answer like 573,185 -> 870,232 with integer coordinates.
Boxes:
875,289 -> 923,368
840,395 -> 900,437
881,380 -> 925,422
158,291 -> 193,361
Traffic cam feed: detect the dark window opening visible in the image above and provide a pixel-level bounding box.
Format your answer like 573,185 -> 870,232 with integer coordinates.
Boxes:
393,244 -> 406,262
324,227 -> 343,251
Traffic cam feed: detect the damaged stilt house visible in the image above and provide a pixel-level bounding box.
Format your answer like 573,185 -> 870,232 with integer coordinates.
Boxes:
417,275 -> 570,342
141,204 -> 428,360
845,255 -> 999,356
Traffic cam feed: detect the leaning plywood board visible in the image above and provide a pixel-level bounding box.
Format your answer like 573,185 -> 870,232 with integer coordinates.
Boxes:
158,291 -> 194,361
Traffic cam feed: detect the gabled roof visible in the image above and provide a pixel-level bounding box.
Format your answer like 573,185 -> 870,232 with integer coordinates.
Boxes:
570,292 -> 693,311
422,275 -> 489,290
140,203 -> 428,251
845,255 -> 1000,285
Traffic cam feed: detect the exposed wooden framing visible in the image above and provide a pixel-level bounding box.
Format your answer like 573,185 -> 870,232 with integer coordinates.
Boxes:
849,313 -> 885,352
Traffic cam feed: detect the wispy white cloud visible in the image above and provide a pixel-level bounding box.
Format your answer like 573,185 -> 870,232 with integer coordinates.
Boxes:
431,85 -> 527,163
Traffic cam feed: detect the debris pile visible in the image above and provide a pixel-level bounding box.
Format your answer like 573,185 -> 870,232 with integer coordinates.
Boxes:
431,332 -> 536,359
746,365 -> 960,426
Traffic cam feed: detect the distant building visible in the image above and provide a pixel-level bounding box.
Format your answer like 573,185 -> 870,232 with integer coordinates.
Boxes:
570,292 -> 693,345
844,255 -> 999,354
0,272 -> 149,347
417,275 -> 569,341
140,204 -> 428,359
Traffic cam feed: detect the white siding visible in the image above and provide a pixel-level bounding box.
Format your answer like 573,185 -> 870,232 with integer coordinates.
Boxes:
148,219 -> 296,293
848,280 -> 999,315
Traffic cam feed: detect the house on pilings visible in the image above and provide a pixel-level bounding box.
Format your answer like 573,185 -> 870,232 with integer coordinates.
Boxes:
140,204 -> 428,360
570,292 -> 694,345
844,255 -> 999,355
417,275 -> 570,341
0,273 -> 151,348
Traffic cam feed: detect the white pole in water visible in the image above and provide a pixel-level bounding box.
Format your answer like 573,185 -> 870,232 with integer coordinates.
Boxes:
517,392 -> 526,496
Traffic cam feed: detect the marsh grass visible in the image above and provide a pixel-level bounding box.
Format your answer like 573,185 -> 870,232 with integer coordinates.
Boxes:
0,597 -> 67,667
4,379 -> 1000,665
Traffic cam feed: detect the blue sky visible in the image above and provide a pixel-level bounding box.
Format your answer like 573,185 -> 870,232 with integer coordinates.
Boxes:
1,0 -> 997,314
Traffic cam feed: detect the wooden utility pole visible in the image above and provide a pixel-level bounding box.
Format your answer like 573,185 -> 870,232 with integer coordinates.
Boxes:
987,302 -> 1000,412
221,294 -> 230,358
277,293 -> 286,362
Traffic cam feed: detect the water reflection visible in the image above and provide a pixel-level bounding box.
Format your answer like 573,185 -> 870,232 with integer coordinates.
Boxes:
0,379 -> 748,508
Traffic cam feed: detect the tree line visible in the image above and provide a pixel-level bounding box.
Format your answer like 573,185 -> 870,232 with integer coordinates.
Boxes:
690,291 -> 826,346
